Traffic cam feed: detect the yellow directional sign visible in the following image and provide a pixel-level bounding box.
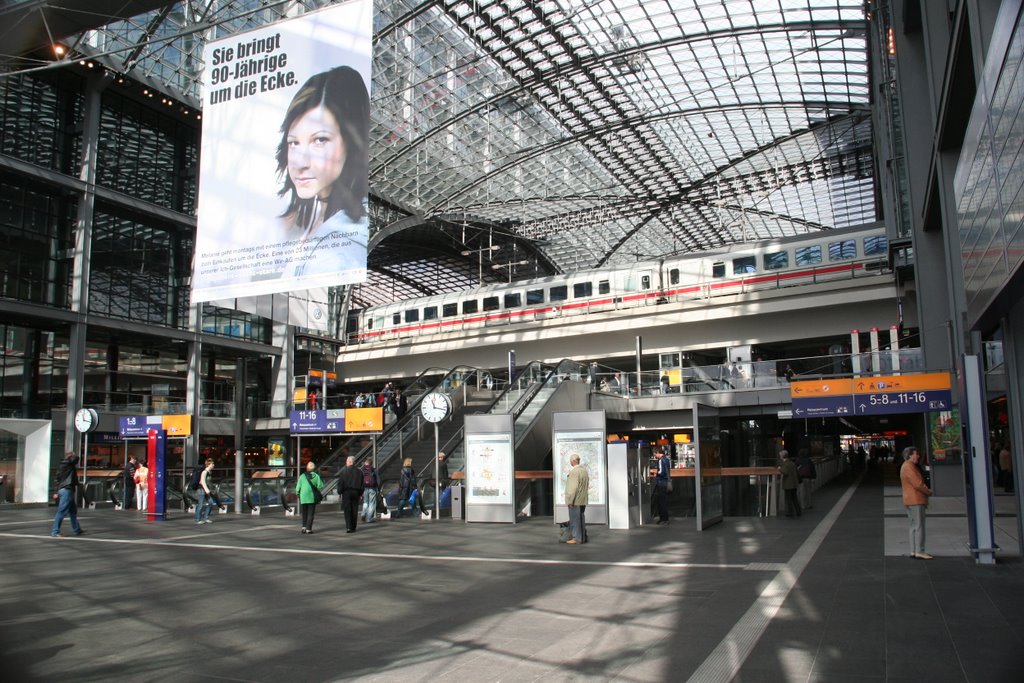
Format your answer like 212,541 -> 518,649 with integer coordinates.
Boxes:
789,379 -> 854,398
852,372 -> 951,394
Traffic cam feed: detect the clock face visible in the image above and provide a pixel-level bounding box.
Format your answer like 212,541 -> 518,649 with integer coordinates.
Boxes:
74,408 -> 97,433
420,393 -> 452,423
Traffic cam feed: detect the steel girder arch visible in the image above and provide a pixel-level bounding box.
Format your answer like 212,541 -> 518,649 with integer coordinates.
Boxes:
436,100 -> 862,213
681,111 -> 870,199
373,18 -> 863,175
368,264 -> 437,298
594,144 -> 874,267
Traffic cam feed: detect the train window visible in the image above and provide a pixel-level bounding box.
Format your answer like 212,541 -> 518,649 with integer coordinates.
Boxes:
392,313 -> 401,325
374,317 -> 384,330
598,280 -> 610,294
863,235 -> 888,256
463,300 -> 478,314
526,289 -> 544,305
828,239 -> 857,261
795,245 -> 822,265
550,285 -> 568,302
404,309 -> 419,323
640,275 -> 651,290
442,303 -> 458,317
732,256 -> 756,274
712,262 -> 726,278
504,293 -> 521,308
366,318 -> 374,330
763,251 -> 789,270
573,282 -> 593,298
669,268 -> 680,285
423,306 -> 438,321
483,296 -> 500,311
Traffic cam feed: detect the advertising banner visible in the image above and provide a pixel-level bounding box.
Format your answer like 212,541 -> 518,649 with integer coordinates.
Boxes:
192,1 -> 372,302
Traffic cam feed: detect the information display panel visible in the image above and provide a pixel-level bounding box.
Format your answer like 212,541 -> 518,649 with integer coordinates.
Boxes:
552,430 -> 606,507
465,433 -> 514,506
464,414 -> 516,523
552,411 -> 608,525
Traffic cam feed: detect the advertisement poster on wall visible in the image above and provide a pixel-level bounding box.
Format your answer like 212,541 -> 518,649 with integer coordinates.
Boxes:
192,0 -> 372,302
465,433 -> 513,505
552,430 -> 606,506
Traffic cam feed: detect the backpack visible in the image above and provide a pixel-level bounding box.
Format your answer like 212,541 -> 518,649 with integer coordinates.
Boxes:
362,466 -> 378,488
188,466 -> 203,491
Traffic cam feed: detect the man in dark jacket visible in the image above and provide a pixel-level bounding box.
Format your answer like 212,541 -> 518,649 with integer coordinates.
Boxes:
51,451 -> 85,537
338,455 -> 365,533
123,455 -> 137,509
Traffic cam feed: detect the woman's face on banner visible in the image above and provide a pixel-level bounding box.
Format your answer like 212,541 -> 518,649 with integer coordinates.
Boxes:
286,105 -> 346,201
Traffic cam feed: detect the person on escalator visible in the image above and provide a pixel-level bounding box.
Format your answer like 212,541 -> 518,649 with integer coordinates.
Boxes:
395,389 -> 408,420
296,460 -> 324,534
338,455 -> 364,533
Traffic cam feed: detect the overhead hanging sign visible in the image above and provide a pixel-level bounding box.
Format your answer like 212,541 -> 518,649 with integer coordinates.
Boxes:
790,373 -> 953,417
119,415 -> 193,438
192,1 -> 372,302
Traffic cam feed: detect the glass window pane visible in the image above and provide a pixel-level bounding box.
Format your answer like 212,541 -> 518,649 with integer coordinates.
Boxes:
504,292 -> 521,308
483,296 -> 500,311
573,282 -> 593,298
763,251 -> 789,270
733,256 -> 756,274
526,289 -> 544,305
829,240 -> 857,260
423,306 -> 437,320
863,236 -> 888,256
550,285 -> 568,302
462,300 -> 478,314
442,303 -> 458,317
795,246 -> 822,265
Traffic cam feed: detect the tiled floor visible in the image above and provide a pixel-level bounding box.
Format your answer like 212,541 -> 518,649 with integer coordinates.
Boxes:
1,469 -> 1022,682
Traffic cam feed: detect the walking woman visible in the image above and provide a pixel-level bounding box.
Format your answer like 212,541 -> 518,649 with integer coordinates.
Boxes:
395,457 -> 418,518
296,460 -> 323,534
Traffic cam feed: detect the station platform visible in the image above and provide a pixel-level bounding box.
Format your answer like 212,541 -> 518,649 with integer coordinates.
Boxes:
1,470 -> 1022,682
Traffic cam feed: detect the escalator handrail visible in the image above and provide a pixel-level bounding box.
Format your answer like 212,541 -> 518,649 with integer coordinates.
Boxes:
314,365 -> 452,479
321,365 -> 488,493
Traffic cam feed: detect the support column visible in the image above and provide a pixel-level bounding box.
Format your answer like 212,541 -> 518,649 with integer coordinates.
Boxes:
65,72 -> 111,446
270,321 -> 294,418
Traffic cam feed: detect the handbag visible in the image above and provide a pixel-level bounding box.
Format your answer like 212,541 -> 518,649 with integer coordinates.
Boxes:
305,472 -> 323,504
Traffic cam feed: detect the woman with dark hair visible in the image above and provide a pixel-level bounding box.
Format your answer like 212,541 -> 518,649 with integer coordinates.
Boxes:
276,65 -> 369,278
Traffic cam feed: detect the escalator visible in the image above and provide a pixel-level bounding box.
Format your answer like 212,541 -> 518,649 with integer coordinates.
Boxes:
428,358 -> 593,484
322,365 -> 493,498
313,365 -> 451,492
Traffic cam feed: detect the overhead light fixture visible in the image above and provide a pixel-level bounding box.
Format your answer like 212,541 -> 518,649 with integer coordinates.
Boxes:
53,44 -> 67,58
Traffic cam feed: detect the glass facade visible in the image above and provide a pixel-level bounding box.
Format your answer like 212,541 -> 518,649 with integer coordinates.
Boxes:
0,176 -> 75,307
96,89 -> 199,213
956,4 -> 1024,325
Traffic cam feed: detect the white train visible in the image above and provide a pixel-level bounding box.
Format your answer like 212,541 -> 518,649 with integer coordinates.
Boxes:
351,224 -> 889,343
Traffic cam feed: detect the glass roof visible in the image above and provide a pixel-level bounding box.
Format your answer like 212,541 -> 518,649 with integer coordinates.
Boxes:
60,0 -> 875,307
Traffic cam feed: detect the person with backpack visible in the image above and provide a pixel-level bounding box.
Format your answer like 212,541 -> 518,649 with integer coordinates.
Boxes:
295,460 -> 323,534
51,451 -> 84,538
796,449 -> 816,510
193,458 -> 215,525
337,455 -> 364,533
360,460 -> 379,523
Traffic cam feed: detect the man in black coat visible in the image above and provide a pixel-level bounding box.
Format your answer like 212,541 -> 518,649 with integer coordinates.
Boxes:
51,451 -> 84,537
123,455 -> 137,509
338,455 -> 365,533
